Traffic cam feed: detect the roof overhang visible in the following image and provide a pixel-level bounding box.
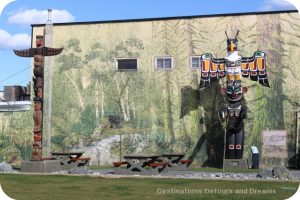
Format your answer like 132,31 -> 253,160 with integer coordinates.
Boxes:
0,101 -> 31,112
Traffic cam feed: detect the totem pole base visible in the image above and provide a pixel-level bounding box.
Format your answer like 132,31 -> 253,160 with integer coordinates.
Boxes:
21,160 -> 61,173
224,159 -> 249,169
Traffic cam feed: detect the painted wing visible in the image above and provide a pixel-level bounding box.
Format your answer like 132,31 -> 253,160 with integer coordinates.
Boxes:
13,49 -> 35,57
41,47 -> 63,56
14,47 -> 63,57
241,51 -> 269,87
199,53 -> 226,88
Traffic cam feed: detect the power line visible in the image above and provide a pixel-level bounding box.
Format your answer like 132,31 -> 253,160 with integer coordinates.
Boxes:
15,79 -> 30,85
0,66 -> 30,84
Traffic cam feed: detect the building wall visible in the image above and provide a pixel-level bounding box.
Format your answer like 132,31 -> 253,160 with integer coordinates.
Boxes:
20,11 -> 300,166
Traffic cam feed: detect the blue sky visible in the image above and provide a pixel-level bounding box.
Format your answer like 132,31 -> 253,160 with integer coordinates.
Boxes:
0,0 -> 298,90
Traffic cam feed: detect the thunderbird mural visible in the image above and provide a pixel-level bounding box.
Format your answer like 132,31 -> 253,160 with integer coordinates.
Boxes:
0,12 -> 298,167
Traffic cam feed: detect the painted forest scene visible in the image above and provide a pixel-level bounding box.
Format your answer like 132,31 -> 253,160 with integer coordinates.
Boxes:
1,12 -> 300,167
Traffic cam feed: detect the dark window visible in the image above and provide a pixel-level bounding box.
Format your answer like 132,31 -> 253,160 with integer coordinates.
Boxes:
116,59 -> 137,71
190,56 -> 201,69
155,57 -> 173,70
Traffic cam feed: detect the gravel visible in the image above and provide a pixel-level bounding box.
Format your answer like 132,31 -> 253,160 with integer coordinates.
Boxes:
0,162 -> 18,173
257,167 -> 294,180
49,166 -> 297,181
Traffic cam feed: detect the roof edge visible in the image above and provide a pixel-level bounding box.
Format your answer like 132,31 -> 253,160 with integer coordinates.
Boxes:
31,9 -> 298,27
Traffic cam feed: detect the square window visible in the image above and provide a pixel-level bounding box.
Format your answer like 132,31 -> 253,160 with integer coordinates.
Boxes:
155,57 -> 173,70
190,56 -> 201,69
156,58 -> 164,69
116,59 -> 137,71
165,58 -> 172,69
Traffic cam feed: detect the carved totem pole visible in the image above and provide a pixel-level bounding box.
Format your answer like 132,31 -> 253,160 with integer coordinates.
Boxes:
199,31 -> 269,159
14,36 -> 63,160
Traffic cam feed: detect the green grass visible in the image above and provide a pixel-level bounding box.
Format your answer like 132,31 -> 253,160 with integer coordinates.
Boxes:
88,165 -> 114,170
11,165 -> 21,171
0,174 -> 298,200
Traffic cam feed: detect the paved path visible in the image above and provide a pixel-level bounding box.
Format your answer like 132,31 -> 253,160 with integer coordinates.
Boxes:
291,170 -> 300,179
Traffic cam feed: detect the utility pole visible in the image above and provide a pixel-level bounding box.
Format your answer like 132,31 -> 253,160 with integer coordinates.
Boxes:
296,109 -> 300,168
13,8 -> 63,160
43,9 -> 53,156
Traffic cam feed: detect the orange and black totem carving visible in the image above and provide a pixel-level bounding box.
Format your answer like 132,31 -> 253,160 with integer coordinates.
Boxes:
198,31 -> 269,159
14,35 -> 63,160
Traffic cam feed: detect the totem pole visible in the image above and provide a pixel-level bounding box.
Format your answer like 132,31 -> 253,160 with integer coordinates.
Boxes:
14,36 -> 63,160
199,31 -> 269,159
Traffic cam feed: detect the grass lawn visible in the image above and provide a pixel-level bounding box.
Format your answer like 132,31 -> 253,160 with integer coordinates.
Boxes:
0,174 -> 299,200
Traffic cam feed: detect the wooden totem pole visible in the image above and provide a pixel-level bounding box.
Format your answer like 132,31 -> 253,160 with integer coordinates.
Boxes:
14,36 -> 63,160
198,31 -> 269,160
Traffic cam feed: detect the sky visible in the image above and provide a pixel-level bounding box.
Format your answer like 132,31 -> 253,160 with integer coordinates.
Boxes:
0,0 -> 298,90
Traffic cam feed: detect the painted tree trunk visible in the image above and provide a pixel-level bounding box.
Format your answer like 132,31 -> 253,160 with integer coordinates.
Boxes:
256,14 -> 285,129
164,71 -> 175,144
249,14 -> 285,150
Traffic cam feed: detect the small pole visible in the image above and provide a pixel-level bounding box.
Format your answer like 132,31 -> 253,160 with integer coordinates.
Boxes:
296,110 -> 300,168
119,131 -> 122,162
47,9 -> 52,24
117,119 -> 122,162
222,128 -> 227,173
222,114 -> 228,174
97,149 -> 101,166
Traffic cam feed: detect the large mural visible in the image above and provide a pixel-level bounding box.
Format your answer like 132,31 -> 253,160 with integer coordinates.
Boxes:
1,11 -> 299,167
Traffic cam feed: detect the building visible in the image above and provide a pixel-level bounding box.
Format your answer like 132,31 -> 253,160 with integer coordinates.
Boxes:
28,10 -> 300,167
0,86 -> 31,112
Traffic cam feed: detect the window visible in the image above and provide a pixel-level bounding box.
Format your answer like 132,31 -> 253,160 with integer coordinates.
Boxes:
116,59 -> 138,71
190,56 -> 201,69
155,57 -> 173,70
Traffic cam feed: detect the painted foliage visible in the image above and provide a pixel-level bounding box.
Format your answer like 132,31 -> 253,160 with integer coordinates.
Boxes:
1,12 -> 299,166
